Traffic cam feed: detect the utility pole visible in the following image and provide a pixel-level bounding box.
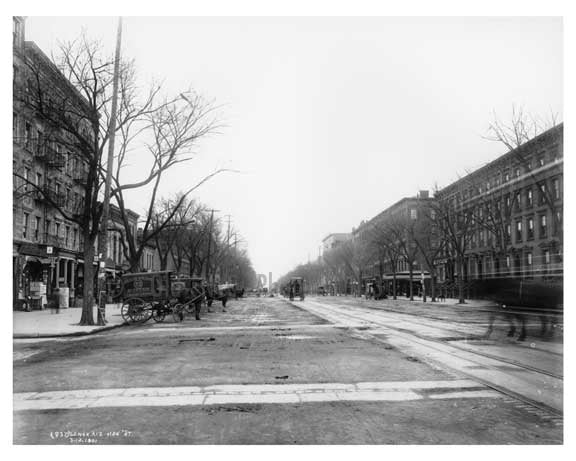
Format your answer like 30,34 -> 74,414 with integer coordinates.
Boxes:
205,209 -> 219,285
224,214 -> 231,283
96,17 -> 122,326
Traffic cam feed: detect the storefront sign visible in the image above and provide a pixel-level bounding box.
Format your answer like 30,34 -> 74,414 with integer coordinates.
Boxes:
19,244 -> 48,258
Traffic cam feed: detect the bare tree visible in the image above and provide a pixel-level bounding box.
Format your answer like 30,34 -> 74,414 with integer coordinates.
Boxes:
485,105 -> 563,250
13,35 -> 169,325
366,222 -> 401,299
430,190 -> 476,303
112,90 -> 225,273
411,206 -> 445,302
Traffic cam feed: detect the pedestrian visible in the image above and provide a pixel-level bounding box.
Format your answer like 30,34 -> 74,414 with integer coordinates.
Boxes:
49,288 -> 60,314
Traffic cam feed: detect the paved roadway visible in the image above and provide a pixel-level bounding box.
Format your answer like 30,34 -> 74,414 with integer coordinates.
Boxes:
13,296 -> 563,444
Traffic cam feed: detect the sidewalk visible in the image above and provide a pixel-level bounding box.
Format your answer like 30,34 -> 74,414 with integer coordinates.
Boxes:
315,294 -> 497,309
13,303 -> 126,339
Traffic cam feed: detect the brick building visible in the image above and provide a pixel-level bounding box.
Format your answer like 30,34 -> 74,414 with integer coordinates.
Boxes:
434,124 -> 563,289
13,17 -> 139,309
353,191 -> 437,297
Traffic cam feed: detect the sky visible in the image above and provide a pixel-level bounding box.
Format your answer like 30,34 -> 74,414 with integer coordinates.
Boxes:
23,16 -> 563,280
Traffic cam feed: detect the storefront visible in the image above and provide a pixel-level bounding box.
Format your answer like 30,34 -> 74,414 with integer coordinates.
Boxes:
13,243 -> 53,310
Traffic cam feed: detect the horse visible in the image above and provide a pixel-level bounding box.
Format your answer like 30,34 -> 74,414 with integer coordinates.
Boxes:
476,277 -> 563,341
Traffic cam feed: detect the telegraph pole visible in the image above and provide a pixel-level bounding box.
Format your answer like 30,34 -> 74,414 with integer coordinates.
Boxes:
224,214 -> 231,282
205,209 -> 219,285
96,17 -> 122,325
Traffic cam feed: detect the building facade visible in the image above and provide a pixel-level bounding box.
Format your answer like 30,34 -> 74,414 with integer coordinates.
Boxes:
13,17 -> 140,309
13,17 -> 91,309
321,233 -> 351,254
354,191 -> 437,296
435,124 -> 563,289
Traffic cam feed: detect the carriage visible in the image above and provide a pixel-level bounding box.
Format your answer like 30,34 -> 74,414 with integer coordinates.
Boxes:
288,277 -> 305,301
119,271 -> 206,324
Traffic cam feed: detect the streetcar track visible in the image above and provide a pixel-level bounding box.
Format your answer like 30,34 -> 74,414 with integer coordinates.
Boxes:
328,297 -> 563,329
292,299 -> 563,418
305,299 -> 562,378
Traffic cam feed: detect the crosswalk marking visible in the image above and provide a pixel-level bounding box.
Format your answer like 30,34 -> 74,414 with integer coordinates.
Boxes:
14,379 -> 503,411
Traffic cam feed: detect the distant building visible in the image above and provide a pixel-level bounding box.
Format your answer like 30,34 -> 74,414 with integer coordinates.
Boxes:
353,191 -> 436,296
321,233 -> 351,254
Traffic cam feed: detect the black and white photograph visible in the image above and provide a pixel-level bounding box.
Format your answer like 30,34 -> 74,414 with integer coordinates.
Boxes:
9,2 -> 568,449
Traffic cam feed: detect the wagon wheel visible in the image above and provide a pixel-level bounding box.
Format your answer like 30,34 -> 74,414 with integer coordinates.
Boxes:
152,303 -> 166,323
172,304 -> 185,323
130,301 -> 153,323
121,298 -> 146,323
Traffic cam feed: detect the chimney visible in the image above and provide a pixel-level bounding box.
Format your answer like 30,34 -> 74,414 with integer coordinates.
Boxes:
418,190 -> 429,199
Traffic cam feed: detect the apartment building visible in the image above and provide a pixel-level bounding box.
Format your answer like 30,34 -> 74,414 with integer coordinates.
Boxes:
353,191 -> 437,296
13,17 -> 139,309
434,124 -> 563,286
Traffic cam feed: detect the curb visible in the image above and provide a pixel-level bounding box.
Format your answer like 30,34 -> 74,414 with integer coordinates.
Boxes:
13,322 -> 128,339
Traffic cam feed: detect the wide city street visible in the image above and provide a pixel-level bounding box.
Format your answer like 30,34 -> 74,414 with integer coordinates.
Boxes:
13,295 -> 563,444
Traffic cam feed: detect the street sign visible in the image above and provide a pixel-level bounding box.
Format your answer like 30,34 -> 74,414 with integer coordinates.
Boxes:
46,246 -> 53,255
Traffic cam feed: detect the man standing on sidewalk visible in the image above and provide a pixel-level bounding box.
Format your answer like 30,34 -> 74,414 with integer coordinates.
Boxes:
49,288 -> 60,314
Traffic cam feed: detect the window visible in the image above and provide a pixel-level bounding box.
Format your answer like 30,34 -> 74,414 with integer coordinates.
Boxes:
36,173 -> 42,186
479,230 -> 485,247
526,160 -> 532,171
515,192 -> 521,211
24,122 -> 32,148
410,209 -> 417,220
516,220 -> 523,242
539,183 -> 547,205
73,228 -> 78,248
13,112 -> 18,137
506,255 -> 511,268
45,219 -> 51,236
65,226 -> 70,247
527,252 -> 533,269
527,217 -> 534,240
526,189 -> 533,207
506,224 -> 511,243
504,171 -> 510,182
544,250 -> 550,265
486,181 -> 491,191
538,156 -> 545,167
553,211 -> 561,236
36,130 -> 44,155
23,167 -> 30,191
34,216 -> 41,240
13,18 -> 21,46
505,194 -> 511,210
552,178 -> 560,200
22,212 -> 29,239
515,167 -> 521,178
55,223 -> 61,240
540,215 -> 547,238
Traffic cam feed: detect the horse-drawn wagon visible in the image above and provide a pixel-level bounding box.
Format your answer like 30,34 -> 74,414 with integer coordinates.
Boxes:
119,271 -> 206,324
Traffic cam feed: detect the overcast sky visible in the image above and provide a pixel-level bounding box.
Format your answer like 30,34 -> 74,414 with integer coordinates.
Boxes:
24,16 -> 563,280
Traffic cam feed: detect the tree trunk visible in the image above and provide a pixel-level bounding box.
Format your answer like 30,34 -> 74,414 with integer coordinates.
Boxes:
430,271 -> 436,302
80,235 -> 96,325
409,265 -> 414,301
458,254 -> 466,304
392,270 -> 397,300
